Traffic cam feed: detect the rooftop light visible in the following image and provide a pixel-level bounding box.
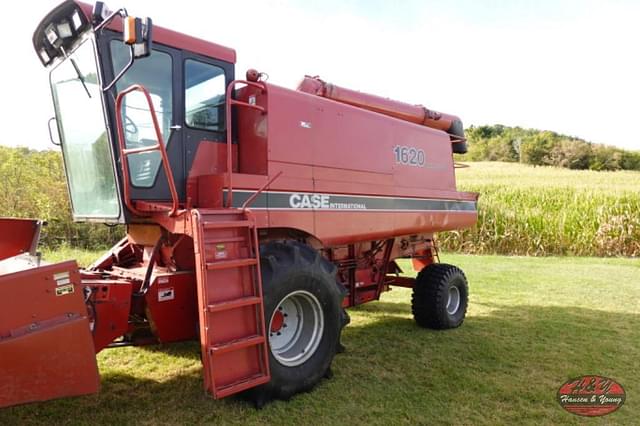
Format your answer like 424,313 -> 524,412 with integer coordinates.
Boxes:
39,48 -> 50,64
45,24 -> 59,46
57,20 -> 73,39
71,10 -> 82,31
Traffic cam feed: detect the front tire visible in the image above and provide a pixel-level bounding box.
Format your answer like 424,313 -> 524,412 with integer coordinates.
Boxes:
253,241 -> 347,402
412,263 -> 468,329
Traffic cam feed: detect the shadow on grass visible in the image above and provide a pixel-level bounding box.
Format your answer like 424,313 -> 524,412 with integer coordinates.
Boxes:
350,300 -> 412,316
138,340 -> 200,358
2,302 -> 637,425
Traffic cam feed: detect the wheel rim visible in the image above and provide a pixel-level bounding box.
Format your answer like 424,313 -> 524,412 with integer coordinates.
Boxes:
268,290 -> 324,367
446,286 -> 461,315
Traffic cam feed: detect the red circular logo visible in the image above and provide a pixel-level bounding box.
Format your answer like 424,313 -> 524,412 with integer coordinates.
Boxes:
557,375 -> 625,417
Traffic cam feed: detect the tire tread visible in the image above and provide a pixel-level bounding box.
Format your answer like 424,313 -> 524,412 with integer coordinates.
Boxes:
251,240 -> 348,403
411,263 -> 468,330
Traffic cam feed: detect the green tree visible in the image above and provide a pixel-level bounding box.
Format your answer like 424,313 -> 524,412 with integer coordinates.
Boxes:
461,125 -> 639,172
519,133 -> 555,165
590,145 -> 622,171
548,139 -> 593,169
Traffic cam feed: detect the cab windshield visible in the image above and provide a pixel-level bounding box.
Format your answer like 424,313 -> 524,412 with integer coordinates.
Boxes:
50,37 -> 119,219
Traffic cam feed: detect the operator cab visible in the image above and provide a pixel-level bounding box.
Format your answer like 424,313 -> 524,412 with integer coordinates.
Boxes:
34,0 -> 236,223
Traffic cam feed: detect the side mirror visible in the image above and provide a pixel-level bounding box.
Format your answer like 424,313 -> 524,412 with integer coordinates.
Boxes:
101,15 -> 153,91
124,16 -> 153,59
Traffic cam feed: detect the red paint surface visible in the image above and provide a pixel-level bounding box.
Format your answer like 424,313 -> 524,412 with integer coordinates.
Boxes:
0,218 -> 39,261
145,272 -> 198,343
298,76 -> 460,132
191,210 -> 270,397
83,279 -> 132,352
270,311 -> 284,332
225,81 -> 477,245
0,261 -> 99,407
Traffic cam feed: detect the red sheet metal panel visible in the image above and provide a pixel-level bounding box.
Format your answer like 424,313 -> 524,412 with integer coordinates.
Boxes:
0,261 -> 99,408
0,218 -> 39,261
145,272 -> 198,343
83,279 -> 133,353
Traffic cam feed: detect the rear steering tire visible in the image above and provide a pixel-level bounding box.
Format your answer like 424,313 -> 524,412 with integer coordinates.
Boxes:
411,263 -> 468,329
251,241 -> 348,404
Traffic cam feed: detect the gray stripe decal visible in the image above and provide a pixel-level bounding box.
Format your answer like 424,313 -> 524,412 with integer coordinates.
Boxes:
226,191 -> 476,212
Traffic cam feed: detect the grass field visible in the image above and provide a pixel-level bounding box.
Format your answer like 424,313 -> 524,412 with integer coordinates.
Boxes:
2,252 -> 638,425
441,162 -> 640,257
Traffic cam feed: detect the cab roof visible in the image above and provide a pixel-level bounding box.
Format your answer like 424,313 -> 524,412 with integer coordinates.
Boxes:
76,1 -> 236,63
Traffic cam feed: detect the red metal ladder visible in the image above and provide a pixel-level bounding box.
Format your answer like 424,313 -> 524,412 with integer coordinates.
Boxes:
190,208 -> 270,398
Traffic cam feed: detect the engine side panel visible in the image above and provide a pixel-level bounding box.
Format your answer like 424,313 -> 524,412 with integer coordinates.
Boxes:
231,84 -> 476,246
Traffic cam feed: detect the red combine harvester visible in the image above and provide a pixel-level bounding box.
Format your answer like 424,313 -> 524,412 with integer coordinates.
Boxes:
0,1 -> 478,408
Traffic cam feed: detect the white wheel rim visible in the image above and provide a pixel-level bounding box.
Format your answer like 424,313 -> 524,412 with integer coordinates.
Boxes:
446,286 -> 461,315
269,290 -> 324,367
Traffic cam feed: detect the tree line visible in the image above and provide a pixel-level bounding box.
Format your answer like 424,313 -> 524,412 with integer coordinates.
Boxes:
0,146 -> 122,249
459,125 -> 640,171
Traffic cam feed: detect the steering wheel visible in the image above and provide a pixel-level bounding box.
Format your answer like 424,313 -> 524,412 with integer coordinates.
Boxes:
124,115 -> 138,135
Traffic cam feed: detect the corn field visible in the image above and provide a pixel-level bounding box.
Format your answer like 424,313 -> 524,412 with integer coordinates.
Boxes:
440,162 -> 640,256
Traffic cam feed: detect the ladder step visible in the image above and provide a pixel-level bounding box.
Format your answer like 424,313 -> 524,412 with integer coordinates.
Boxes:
215,374 -> 271,398
209,335 -> 265,355
202,220 -> 254,230
206,258 -> 258,270
204,236 -> 246,244
207,296 -> 261,313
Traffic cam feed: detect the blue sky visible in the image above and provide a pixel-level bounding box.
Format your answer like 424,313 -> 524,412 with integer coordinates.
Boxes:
2,0 -> 639,150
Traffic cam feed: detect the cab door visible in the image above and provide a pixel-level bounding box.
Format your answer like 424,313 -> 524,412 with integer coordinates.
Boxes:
100,33 -> 185,204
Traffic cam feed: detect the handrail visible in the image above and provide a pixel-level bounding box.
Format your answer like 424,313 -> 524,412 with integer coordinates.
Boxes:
224,80 -> 267,208
241,171 -> 282,211
115,84 -> 180,217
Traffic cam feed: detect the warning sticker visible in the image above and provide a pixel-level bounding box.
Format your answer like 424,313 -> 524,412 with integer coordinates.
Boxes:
215,244 -> 227,259
158,287 -> 175,302
56,284 -> 74,296
53,271 -> 71,286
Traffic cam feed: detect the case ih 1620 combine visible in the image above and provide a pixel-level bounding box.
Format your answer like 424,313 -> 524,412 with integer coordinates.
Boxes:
0,1 -> 478,408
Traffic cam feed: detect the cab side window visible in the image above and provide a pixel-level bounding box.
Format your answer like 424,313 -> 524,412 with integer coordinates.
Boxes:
185,59 -> 226,131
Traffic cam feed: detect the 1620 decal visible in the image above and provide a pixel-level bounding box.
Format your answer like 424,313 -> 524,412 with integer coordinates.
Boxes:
393,145 -> 425,167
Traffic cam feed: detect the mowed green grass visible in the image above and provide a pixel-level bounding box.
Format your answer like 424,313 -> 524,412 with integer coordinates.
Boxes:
441,162 -> 640,256
2,252 -> 638,425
